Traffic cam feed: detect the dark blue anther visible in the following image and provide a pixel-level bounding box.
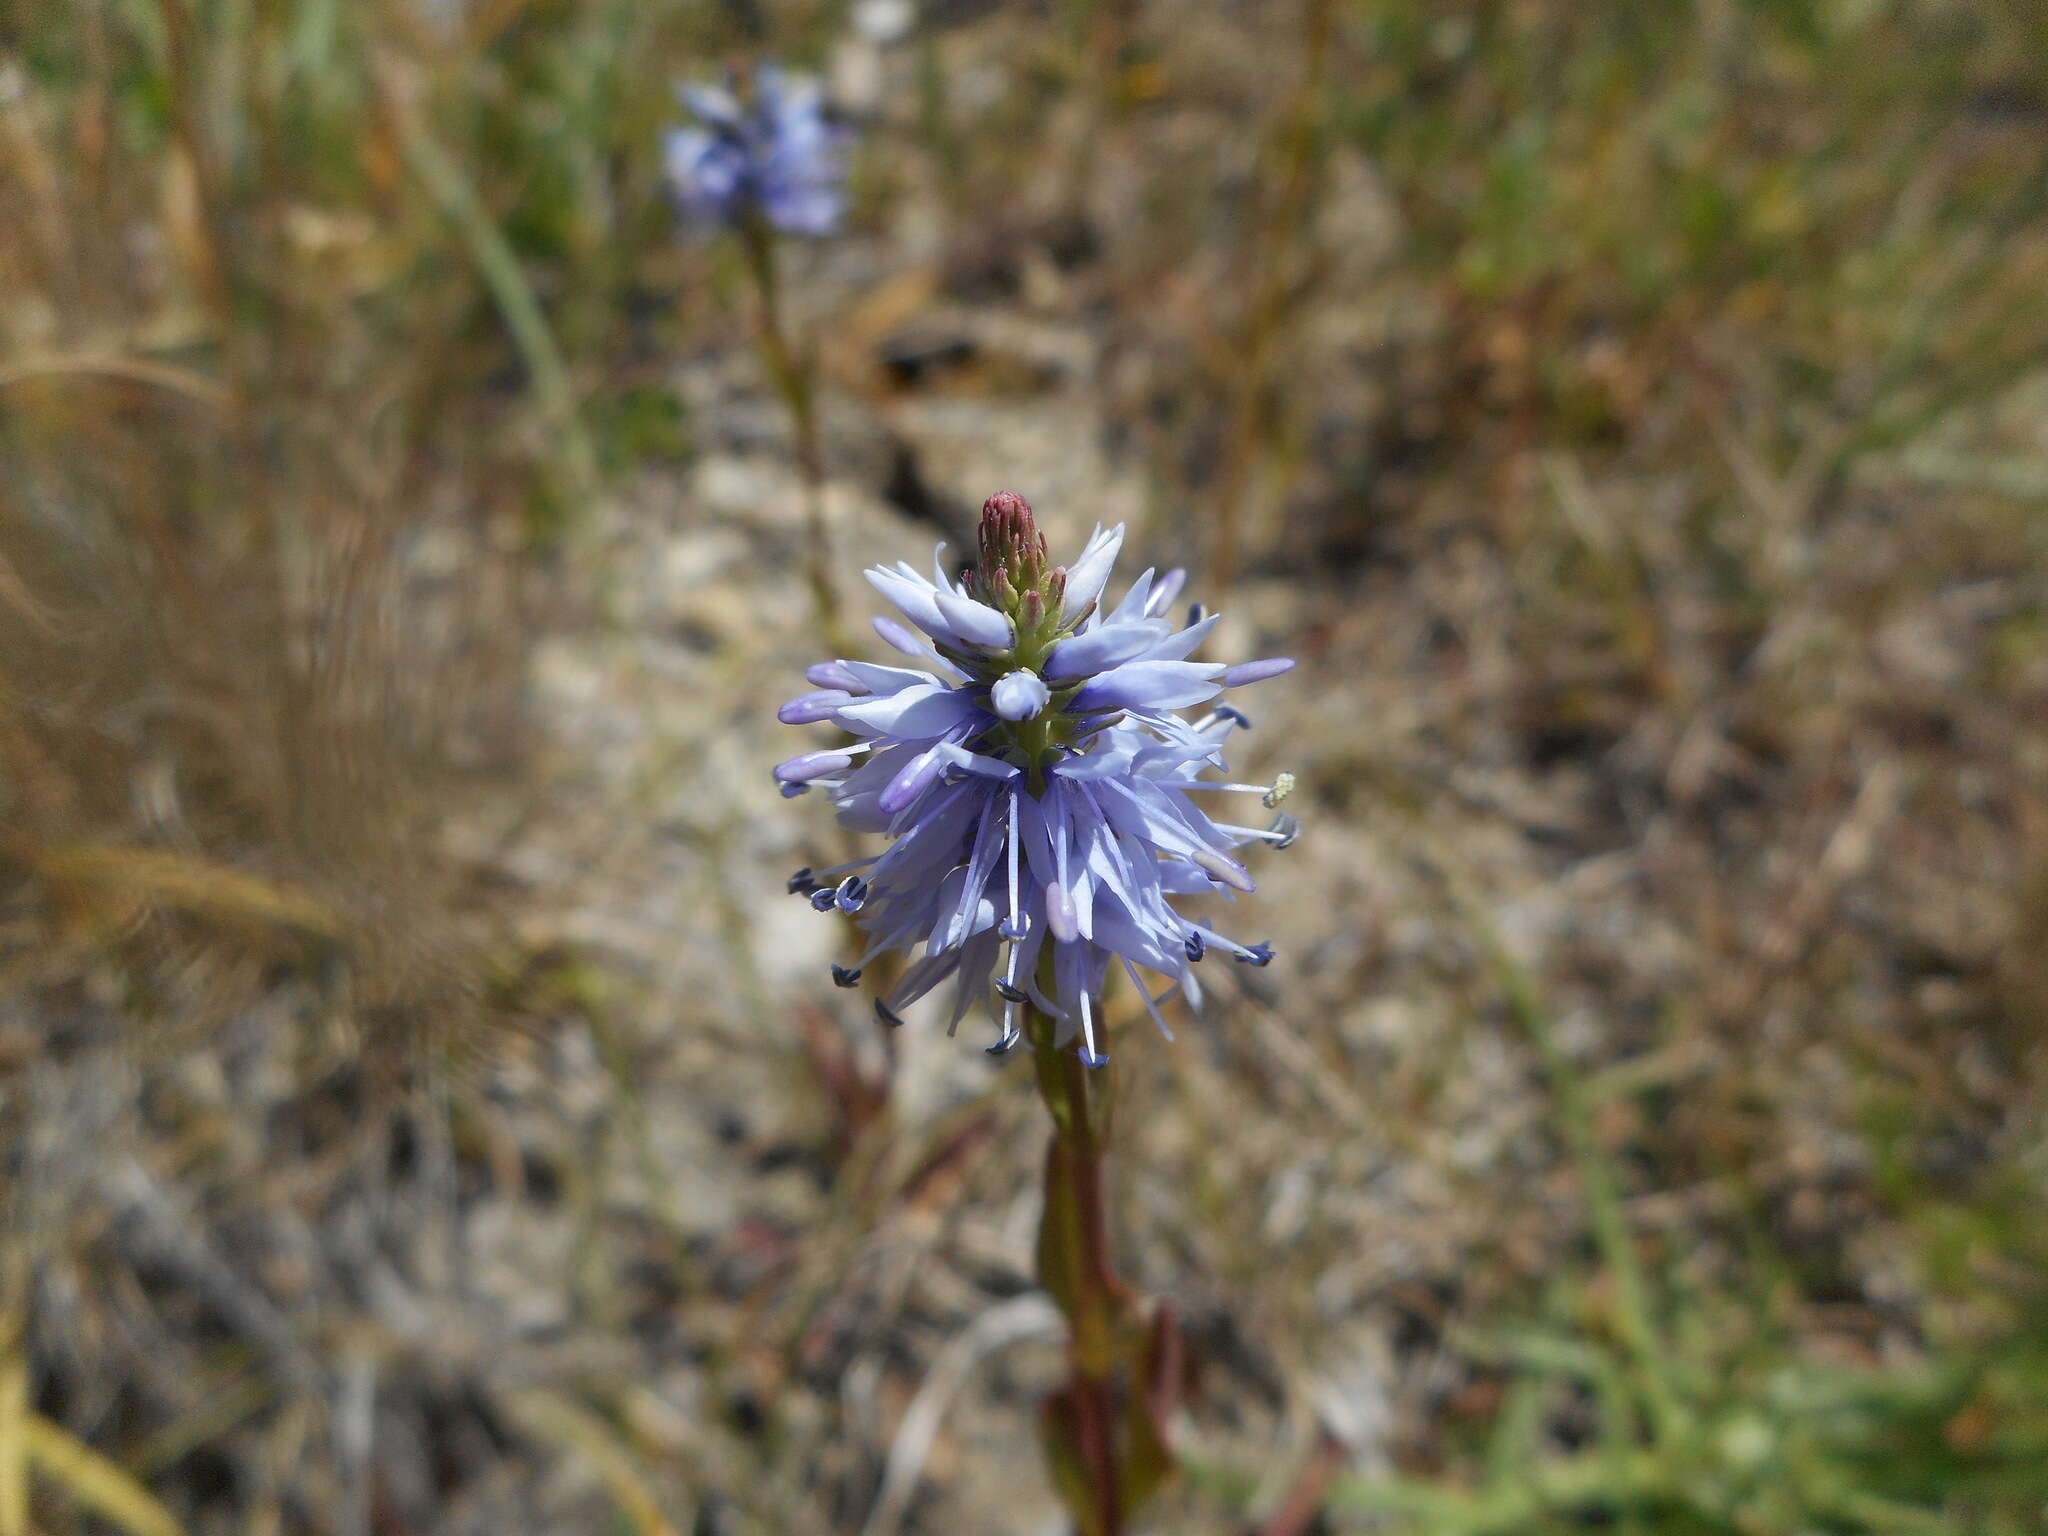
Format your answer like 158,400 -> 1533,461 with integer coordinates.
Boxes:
1235,940 -> 1275,967
1000,915 -> 1029,940
780,782 -> 809,799
1215,705 -> 1252,730
787,867 -> 816,895
1184,931 -> 1205,963
1267,812 -> 1300,849
993,978 -> 1027,1003
831,963 -> 861,988
1187,602 -> 1206,626
985,1027 -> 1021,1057
834,874 -> 869,913
809,887 -> 837,912
1077,1047 -> 1111,1069
874,999 -> 907,1029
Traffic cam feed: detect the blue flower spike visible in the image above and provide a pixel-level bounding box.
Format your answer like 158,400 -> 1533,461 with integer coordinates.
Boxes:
664,66 -> 849,237
776,491 -> 1296,1061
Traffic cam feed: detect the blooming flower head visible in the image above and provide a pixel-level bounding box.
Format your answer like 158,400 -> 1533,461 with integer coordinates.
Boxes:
663,66 -> 848,236
777,493 -> 1298,1066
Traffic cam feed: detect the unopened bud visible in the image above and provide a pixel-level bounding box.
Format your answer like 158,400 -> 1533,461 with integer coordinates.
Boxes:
977,491 -> 1047,610
982,489 -> 1032,522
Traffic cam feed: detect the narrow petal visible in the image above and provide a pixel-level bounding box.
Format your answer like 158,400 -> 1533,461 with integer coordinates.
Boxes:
840,661 -> 944,696
1059,523 -> 1125,621
1191,847 -> 1256,893
878,745 -> 947,815
873,615 -> 925,654
807,660 -> 865,692
864,566 -> 956,642
778,689 -> 851,724
1071,660 -> 1225,713
773,748 -> 852,784
1222,657 -> 1296,687
1144,611 -> 1220,662
934,589 -> 1013,649
1043,619 -> 1171,680
1106,568 -> 1156,626
834,684 -> 985,738
1143,568 -> 1187,618
678,82 -> 742,125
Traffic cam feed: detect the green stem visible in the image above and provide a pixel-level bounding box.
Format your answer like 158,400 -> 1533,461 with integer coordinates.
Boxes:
739,214 -> 843,648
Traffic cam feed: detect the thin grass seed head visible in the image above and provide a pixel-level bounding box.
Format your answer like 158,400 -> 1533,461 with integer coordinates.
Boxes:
663,66 -> 849,236
777,492 -> 1297,1065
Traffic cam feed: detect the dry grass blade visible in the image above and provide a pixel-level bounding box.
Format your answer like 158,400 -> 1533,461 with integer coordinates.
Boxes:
862,1293 -> 1063,1536
22,1416 -> 187,1536
503,1390 -> 685,1536
30,845 -> 341,939
0,1349 -> 25,1536
0,357 -> 231,409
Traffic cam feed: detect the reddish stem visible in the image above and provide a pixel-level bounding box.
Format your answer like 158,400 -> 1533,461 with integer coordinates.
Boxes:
1032,1003 -> 1135,1535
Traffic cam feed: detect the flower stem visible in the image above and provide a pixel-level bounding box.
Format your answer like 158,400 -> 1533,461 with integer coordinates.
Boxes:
1027,1000 -> 1134,1536
739,213 -> 844,648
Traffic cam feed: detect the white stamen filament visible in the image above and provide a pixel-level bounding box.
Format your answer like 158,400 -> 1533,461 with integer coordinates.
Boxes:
1164,779 -> 1277,796
1211,822 -> 1294,844
1121,956 -> 1176,1041
1187,923 -> 1257,961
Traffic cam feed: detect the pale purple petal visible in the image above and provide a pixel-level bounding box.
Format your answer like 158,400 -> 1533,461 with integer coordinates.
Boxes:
806,660 -> 865,691
1043,619 -> 1171,680
874,615 -> 924,654
934,589 -> 1013,650
774,748 -> 853,784
778,689 -> 852,724
1222,657 -> 1296,687
864,566 -> 954,640
1045,881 -> 1079,942
879,745 -> 948,815
991,670 -> 1050,721
1070,660 -> 1226,713
841,661 -> 943,695
834,683 -> 985,737
1059,523 -> 1125,621
1143,611 -> 1220,662
1143,569 -> 1187,618
1105,568 -> 1156,625
1191,847 -> 1256,892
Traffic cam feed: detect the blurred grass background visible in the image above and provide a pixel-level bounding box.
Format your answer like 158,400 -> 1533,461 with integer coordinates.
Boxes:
3,0 -> 2047,1531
